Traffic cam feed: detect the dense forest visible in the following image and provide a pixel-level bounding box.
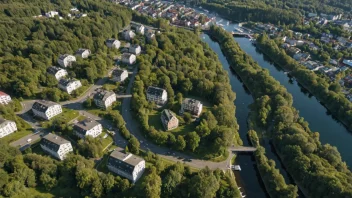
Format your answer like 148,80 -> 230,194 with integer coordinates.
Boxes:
131,25 -> 241,159
209,25 -> 352,198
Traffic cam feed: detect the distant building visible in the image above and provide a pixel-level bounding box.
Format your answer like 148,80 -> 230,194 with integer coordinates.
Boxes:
129,44 -> 141,55
123,30 -> 136,41
58,79 -> 82,94
122,53 -> 136,65
47,66 -> 68,80
180,98 -> 203,117
32,100 -> 62,120
45,11 -> 59,18
131,23 -> 145,35
146,86 -> 167,105
343,59 -> 352,67
111,69 -> 128,82
40,133 -> 73,160
106,39 -> 121,49
73,118 -> 102,139
146,29 -> 155,41
75,48 -> 91,59
107,150 -> 145,183
0,118 -> 17,139
93,90 -> 116,109
58,54 -> 76,68
293,53 -> 311,61
161,109 -> 179,131
308,13 -> 318,18
0,91 -> 12,105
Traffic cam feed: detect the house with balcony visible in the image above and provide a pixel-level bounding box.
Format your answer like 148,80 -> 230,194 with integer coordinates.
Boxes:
47,66 -> 68,80
129,44 -> 141,55
161,109 -> 179,131
146,86 -> 167,105
32,100 -> 62,120
40,133 -> 73,160
73,118 -> 103,139
58,54 -> 76,68
0,119 -> 17,139
106,39 -> 121,49
122,53 -> 136,65
75,48 -> 91,59
180,98 -> 203,117
93,90 -> 116,109
111,69 -> 128,82
0,91 -> 12,105
58,79 -> 82,94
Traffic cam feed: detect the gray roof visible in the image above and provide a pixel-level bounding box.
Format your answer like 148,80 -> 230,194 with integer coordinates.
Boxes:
183,98 -> 201,106
59,78 -> 77,87
147,86 -> 165,97
106,39 -> 119,44
75,48 -> 89,55
122,53 -> 133,59
47,66 -> 64,75
73,118 -> 100,135
108,150 -> 144,174
112,69 -> 127,77
59,54 -> 72,60
41,133 -> 70,152
32,100 -> 59,113
161,109 -> 176,122
130,44 -> 140,49
0,118 -> 14,127
94,90 -> 115,101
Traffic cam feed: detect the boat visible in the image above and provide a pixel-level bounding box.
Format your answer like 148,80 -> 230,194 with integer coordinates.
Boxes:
234,28 -> 243,33
231,165 -> 241,171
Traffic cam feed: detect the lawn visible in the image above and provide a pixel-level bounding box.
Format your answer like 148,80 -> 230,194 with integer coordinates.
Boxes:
41,108 -> 79,128
87,101 -> 122,118
98,132 -> 114,151
2,116 -> 33,144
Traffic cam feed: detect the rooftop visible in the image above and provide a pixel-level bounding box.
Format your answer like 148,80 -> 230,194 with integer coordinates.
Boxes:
108,150 -> 144,174
47,66 -> 64,75
75,48 -> 90,54
112,69 -> 127,76
147,86 -> 165,97
0,118 -> 14,127
59,54 -> 73,60
32,100 -> 59,113
161,109 -> 176,122
94,90 -> 115,101
73,118 -> 101,135
122,53 -> 134,59
59,78 -> 79,87
0,91 -> 9,97
41,133 -> 70,152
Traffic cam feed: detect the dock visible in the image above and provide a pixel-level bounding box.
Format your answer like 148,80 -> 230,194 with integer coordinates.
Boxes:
232,32 -> 253,39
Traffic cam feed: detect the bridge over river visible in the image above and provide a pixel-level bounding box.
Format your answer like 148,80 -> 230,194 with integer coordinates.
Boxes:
231,146 -> 257,153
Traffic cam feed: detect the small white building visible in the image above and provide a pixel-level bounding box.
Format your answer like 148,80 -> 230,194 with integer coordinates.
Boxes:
0,119 -> 17,139
93,90 -> 116,109
107,150 -> 145,183
45,11 -> 59,18
180,98 -> 203,117
131,23 -> 145,35
122,53 -> 136,65
106,39 -> 121,49
75,48 -> 91,59
111,69 -> 128,82
40,133 -> 73,160
73,118 -> 102,139
0,91 -> 12,105
58,54 -> 76,68
32,100 -> 62,120
129,44 -> 141,55
146,86 -> 167,105
123,30 -> 136,41
47,66 -> 68,80
58,79 -> 82,94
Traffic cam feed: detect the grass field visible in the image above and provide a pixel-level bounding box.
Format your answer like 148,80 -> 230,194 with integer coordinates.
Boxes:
2,116 -> 33,144
41,108 -> 79,128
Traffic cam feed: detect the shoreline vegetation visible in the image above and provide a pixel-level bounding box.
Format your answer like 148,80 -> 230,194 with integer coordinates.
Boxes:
208,25 -> 352,198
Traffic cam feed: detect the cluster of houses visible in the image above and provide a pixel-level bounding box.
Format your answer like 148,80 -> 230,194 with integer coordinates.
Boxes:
0,92 -> 17,139
146,86 -> 203,131
33,8 -> 87,20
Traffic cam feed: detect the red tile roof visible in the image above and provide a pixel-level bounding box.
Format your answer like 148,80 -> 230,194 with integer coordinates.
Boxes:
0,91 -> 9,96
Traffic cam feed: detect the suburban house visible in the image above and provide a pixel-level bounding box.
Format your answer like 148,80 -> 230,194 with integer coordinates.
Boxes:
122,53 -> 136,65
111,69 -> 128,82
146,86 -> 167,105
32,100 -> 62,120
45,11 -> 59,18
123,30 -> 136,41
161,109 -> 179,131
58,54 -> 76,68
146,29 -> 155,41
75,48 -> 91,59
0,91 -> 12,105
40,133 -> 73,160
180,98 -> 203,117
107,150 -> 145,183
293,53 -> 311,61
58,78 -> 82,94
129,44 -> 141,55
131,23 -> 145,35
47,66 -> 68,80
93,90 -> 116,109
106,39 -> 121,49
73,118 -> 103,139
0,119 -> 17,139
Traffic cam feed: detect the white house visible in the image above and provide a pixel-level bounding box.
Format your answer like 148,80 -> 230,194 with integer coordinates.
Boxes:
0,91 -> 12,105
45,11 -> 59,18
93,90 -> 116,109
146,30 -> 155,41
73,118 -> 102,139
75,48 -> 91,59
0,119 -> 17,139
106,39 -> 121,49
146,86 -> 167,105
47,66 -> 68,80
58,79 -> 82,94
131,23 -> 145,35
107,150 -> 145,183
180,98 -> 203,117
111,69 -> 128,82
40,133 -> 73,160
123,30 -> 135,41
58,54 -> 76,68
122,53 -> 136,65
32,100 -> 62,120
129,44 -> 141,55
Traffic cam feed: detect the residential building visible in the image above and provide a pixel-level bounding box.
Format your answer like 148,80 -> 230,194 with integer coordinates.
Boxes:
0,119 -> 17,139
111,69 -> 128,82
93,90 -> 116,109
45,11 -> 59,18
122,53 -> 136,65
73,118 -> 102,139
106,39 -> 121,49
146,29 -> 155,41
47,66 -> 68,80
58,79 -> 82,94
75,48 -> 91,59
32,100 -> 62,120
40,133 -> 73,160
293,53 -> 310,61
129,44 -> 141,55
146,86 -> 167,105
58,54 -> 76,67
131,23 -> 145,35
161,109 -> 179,131
123,30 -> 136,41
180,98 -> 203,117
107,150 -> 145,183
0,91 -> 12,105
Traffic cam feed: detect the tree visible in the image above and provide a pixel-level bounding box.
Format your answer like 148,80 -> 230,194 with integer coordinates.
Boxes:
183,112 -> 193,124
186,132 -> 200,151
162,170 -> 183,197
188,168 -> 220,198
175,136 -> 186,151
140,167 -> 161,198
128,136 -> 140,155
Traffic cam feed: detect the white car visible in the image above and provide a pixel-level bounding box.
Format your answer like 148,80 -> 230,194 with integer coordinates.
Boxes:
27,138 -> 32,143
